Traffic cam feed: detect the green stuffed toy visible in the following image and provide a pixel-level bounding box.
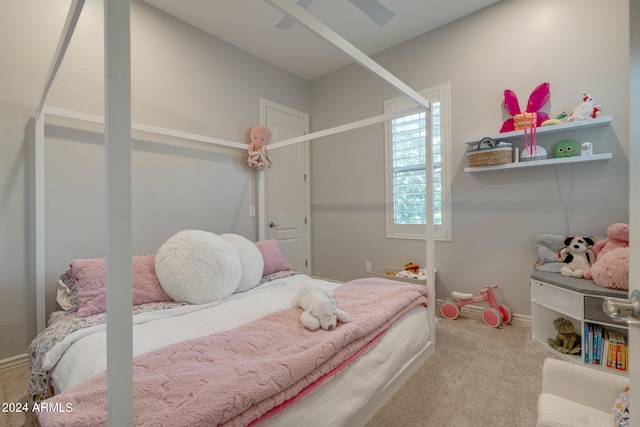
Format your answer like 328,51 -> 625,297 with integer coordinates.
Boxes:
547,317 -> 581,354
553,140 -> 579,158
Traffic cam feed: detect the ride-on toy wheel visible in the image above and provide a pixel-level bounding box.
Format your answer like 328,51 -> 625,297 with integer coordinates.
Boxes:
482,307 -> 503,328
498,304 -> 513,324
440,299 -> 460,320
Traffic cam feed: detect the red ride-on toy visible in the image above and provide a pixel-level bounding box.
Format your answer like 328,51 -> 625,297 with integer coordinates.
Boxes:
440,284 -> 512,328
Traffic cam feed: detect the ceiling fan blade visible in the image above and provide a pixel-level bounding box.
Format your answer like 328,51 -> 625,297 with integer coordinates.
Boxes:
348,0 -> 395,26
274,0 -> 315,30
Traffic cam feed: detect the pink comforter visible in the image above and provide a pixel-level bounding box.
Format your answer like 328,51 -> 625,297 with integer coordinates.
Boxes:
37,278 -> 427,427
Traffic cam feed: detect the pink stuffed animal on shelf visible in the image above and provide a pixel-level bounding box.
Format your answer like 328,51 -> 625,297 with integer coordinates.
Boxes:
247,125 -> 272,170
583,223 -> 630,290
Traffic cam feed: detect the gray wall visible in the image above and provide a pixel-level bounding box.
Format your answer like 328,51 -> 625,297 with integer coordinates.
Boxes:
0,0 -> 309,360
309,0 -> 630,316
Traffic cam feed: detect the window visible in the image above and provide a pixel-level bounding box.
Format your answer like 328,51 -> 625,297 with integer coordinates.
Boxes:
384,83 -> 451,240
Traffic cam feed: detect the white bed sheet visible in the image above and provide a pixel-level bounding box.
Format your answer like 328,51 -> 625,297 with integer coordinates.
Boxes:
48,274 -> 431,425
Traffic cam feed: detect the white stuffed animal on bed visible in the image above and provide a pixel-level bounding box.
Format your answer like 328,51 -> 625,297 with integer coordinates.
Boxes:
291,281 -> 351,331
559,236 -> 596,278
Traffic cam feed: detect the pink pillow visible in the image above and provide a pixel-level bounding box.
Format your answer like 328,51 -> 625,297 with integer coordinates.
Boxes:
71,255 -> 173,317
254,240 -> 291,276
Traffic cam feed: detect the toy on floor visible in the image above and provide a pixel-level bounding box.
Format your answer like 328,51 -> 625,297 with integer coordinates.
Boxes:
440,284 -> 512,328
547,317 -> 581,354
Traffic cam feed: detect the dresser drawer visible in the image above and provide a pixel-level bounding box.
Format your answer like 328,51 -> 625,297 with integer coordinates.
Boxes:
530,280 -> 582,319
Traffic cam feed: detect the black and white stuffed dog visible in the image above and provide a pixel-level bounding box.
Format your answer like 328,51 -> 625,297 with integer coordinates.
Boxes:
559,236 -> 595,278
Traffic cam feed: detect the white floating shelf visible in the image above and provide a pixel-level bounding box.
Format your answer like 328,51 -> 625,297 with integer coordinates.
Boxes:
464,152 -> 612,173
464,116 -> 613,145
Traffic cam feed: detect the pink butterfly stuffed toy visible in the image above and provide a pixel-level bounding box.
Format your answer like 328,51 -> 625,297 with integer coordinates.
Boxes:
500,82 -> 550,133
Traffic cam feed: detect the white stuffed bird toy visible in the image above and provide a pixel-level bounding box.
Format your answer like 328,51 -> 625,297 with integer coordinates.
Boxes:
567,92 -> 601,122
291,281 -> 351,331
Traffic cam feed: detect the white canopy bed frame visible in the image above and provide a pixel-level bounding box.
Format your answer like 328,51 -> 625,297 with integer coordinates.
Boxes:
33,0 -> 436,425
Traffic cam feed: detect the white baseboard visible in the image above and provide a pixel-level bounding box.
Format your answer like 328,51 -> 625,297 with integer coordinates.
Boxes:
435,299 -> 531,325
0,353 -> 29,372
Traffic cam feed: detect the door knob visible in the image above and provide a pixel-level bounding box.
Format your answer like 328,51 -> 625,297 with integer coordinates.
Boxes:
268,222 -> 279,228
603,289 -> 640,327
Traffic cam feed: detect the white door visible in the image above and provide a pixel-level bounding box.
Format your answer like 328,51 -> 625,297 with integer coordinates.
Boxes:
260,99 -> 310,274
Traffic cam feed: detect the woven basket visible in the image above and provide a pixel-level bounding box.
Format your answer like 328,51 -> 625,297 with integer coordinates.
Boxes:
466,146 -> 514,167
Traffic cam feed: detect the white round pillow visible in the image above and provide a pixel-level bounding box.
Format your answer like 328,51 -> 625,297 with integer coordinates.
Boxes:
221,233 -> 264,292
155,230 -> 241,304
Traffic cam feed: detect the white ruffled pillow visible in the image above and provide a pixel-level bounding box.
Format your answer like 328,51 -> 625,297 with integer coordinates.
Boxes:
155,230 -> 241,304
220,233 -> 264,292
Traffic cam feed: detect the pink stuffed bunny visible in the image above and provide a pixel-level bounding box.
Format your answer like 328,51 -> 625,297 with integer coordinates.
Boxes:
583,223 -> 629,290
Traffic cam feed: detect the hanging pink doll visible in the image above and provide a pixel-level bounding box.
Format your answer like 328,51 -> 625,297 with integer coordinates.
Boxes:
247,125 -> 272,170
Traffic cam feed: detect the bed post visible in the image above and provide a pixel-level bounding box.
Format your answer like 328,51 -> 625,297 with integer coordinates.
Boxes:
104,0 -> 134,424
34,112 -> 46,334
424,109 -> 437,345
34,0 -> 86,334
265,0 -> 436,345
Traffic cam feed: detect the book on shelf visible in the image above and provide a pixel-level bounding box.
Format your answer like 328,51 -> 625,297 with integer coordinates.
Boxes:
583,323 -> 628,371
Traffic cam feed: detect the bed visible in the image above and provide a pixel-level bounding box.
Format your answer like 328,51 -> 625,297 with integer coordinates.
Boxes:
30,256 -> 431,426
32,0 -> 436,425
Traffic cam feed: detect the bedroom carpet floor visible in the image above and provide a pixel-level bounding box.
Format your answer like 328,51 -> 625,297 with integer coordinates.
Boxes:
0,363 -> 38,427
365,312 -> 559,427
1,312 -> 557,427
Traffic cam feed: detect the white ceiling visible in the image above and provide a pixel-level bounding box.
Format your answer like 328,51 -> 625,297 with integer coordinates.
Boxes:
141,0 -> 501,81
